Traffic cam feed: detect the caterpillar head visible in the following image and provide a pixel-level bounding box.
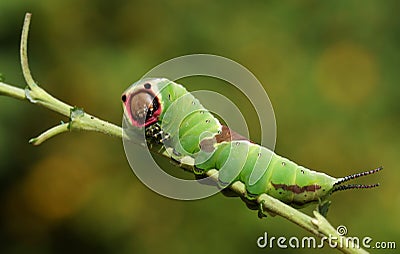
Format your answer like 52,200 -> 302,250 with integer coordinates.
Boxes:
122,78 -> 166,128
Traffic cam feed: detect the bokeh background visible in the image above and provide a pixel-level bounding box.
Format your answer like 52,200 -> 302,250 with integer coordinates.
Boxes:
1,1 -> 399,253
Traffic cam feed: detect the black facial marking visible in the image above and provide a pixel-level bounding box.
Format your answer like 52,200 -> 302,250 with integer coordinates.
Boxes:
121,94 -> 127,103
144,83 -> 151,89
146,97 -> 160,119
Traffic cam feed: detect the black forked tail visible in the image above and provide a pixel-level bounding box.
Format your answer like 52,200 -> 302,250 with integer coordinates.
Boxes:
332,166 -> 383,193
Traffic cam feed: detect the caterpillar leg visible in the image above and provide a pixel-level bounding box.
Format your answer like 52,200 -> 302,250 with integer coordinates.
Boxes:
145,123 -> 165,144
221,187 -> 271,219
239,189 -> 274,218
241,198 -> 273,219
238,196 -> 256,209
257,200 -> 277,218
317,199 -> 331,218
257,200 -> 268,219
193,166 -> 206,176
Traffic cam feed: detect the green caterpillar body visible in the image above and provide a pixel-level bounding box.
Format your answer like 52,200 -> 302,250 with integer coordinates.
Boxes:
122,78 -> 381,208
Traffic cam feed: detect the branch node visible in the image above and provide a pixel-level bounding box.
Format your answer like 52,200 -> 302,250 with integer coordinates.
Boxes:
70,106 -> 85,120
24,87 -> 38,103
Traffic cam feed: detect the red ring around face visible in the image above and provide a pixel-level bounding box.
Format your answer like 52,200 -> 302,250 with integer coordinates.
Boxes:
123,89 -> 162,128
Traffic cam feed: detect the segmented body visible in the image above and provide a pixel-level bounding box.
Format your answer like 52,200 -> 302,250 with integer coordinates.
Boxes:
122,78 -> 381,208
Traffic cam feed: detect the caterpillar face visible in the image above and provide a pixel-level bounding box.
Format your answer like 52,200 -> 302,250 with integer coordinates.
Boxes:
122,78 -> 164,127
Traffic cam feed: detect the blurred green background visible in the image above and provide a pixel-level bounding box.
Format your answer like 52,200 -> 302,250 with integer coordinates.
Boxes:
0,1 -> 399,253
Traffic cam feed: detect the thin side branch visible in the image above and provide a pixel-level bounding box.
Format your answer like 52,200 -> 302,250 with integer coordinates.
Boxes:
29,122 -> 70,145
0,12 -> 370,254
20,13 -> 37,89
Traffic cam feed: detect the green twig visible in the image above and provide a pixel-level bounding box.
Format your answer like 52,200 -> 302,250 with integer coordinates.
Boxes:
16,13 -> 123,143
20,13 -> 37,89
0,81 -> 26,100
0,12 -> 370,254
29,122 -> 70,145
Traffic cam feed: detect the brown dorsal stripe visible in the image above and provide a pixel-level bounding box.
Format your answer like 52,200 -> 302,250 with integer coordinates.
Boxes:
272,182 -> 321,194
199,125 -> 249,152
216,125 -> 249,143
